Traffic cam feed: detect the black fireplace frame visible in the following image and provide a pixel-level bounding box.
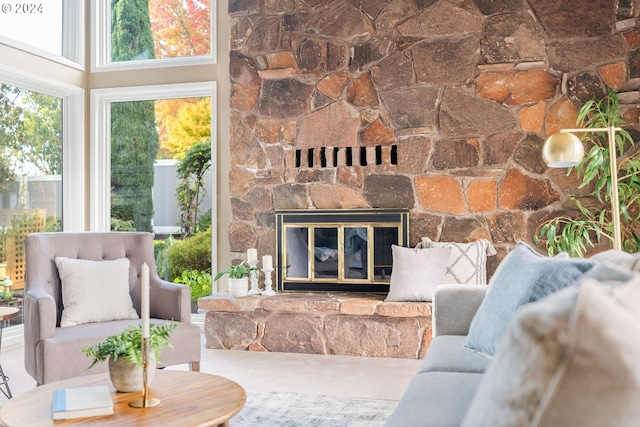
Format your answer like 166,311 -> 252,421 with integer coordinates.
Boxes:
275,209 -> 409,292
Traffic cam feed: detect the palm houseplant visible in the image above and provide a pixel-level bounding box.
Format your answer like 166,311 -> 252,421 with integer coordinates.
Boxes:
214,261 -> 257,298
535,89 -> 640,256
83,322 -> 177,392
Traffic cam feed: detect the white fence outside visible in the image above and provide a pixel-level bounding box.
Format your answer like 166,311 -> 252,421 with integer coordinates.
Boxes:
0,160 -> 213,234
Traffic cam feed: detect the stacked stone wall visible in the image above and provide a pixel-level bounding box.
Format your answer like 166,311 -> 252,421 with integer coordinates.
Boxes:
228,0 -> 640,271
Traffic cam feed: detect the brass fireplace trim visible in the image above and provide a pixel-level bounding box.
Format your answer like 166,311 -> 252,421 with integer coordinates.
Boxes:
275,209 -> 409,293
282,222 -> 403,284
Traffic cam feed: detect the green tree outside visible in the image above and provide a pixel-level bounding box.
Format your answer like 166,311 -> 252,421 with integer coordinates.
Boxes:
0,85 -> 62,185
110,0 -> 158,232
21,92 -> 62,175
176,140 -> 211,237
111,0 -> 156,62
0,85 -> 23,188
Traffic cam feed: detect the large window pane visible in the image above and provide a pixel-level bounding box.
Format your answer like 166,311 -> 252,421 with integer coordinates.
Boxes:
110,95 -> 212,315
109,0 -> 212,64
0,83 -> 63,326
0,0 -> 82,64
110,96 -> 212,234
94,84 -> 214,312
0,1 -> 62,55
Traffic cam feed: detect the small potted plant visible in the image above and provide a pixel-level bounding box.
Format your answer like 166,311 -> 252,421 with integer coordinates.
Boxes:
214,261 -> 257,297
0,276 -> 12,301
82,322 -> 177,392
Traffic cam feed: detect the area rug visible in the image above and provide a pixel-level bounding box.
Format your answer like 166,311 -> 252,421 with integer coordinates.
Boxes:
233,391 -> 398,426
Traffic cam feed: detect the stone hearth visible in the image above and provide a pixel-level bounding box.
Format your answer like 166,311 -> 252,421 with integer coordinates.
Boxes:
199,293 -> 432,359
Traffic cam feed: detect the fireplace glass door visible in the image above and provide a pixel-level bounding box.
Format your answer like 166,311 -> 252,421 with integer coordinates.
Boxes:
277,210 -> 408,292
314,227 -> 339,279
285,226 -> 309,279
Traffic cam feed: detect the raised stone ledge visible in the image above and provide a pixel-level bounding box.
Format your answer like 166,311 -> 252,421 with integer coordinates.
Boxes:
199,293 -> 432,359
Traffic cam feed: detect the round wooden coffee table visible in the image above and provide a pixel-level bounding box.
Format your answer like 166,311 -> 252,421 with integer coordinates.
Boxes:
0,369 -> 246,426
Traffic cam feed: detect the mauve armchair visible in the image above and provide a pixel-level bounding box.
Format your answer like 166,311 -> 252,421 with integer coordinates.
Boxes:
23,232 -> 201,385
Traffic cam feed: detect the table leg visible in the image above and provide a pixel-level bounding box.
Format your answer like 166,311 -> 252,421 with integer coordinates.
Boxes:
0,322 -> 11,399
0,364 -> 11,399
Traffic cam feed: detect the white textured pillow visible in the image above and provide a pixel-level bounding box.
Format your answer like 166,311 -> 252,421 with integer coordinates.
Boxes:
385,245 -> 452,302
419,238 -> 496,284
55,257 -> 139,327
462,274 -> 640,427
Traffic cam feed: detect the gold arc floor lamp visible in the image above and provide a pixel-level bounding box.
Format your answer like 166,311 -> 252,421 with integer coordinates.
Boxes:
542,126 -> 622,251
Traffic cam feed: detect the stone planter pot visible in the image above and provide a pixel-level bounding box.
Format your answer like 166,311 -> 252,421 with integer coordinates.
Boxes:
229,277 -> 249,298
108,353 -> 156,392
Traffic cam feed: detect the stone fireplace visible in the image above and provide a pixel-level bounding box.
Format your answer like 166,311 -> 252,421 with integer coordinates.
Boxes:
227,1 -> 640,274
276,209 -> 408,292
200,0 -> 640,360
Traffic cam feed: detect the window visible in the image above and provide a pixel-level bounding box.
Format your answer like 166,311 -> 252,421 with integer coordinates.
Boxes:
91,82 -> 216,234
0,67 -> 84,230
0,0 -> 83,65
92,83 -> 215,315
94,0 -> 214,70
1,0 -> 218,332
0,83 -> 62,318
0,66 -> 84,326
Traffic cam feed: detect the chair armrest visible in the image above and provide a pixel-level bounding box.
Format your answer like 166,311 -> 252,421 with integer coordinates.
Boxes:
23,289 -> 57,383
23,289 -> 57,344
150,274 -> 192,323
432,284 -> 488,337
22,289 -> 58,372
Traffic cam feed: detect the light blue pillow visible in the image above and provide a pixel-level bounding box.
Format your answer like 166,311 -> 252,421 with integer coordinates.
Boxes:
465,242 -> 596,357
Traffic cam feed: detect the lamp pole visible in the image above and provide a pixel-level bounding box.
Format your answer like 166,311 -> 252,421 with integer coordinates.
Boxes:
557,126 -> 622,251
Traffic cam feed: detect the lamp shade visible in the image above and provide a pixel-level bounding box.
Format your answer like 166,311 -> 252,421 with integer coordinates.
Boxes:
542,132 -> 584,168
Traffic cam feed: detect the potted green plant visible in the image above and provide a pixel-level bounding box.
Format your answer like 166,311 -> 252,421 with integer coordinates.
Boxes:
0,276 -> 13,301
82,322 -> 177,392
535,89 -> 640,256
214,261 -> 257,297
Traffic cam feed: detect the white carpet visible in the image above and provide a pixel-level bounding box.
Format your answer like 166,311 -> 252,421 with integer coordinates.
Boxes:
233,391 -> 398,427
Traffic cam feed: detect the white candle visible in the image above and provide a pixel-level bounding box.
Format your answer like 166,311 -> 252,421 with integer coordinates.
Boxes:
141,262 -> 150,338
262,255 -> 273,270
247,248 -> 258,262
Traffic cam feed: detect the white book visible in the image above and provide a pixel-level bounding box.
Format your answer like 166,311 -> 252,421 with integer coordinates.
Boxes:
52,385 -> 114,420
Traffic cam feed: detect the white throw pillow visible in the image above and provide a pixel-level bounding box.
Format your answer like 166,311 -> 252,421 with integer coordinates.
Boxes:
462,274 -> 640,427
385,245 -> 452,302
55,257 -> 139,327
419,238 -> 496,284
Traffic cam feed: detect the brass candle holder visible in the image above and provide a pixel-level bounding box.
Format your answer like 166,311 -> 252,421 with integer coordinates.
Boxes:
129,337 -> 160,408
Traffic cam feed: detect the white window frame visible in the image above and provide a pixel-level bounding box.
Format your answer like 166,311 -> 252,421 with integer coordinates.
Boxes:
92,0 -> 216,72
90,82 -> 217,248
0,64 -> 85,231
62,0 -> 84,64
0,0 -> 83,68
